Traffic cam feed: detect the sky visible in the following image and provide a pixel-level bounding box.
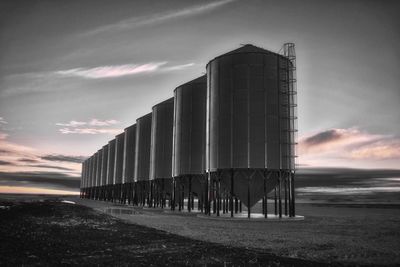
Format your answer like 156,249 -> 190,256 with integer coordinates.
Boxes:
0,0 -> 399,194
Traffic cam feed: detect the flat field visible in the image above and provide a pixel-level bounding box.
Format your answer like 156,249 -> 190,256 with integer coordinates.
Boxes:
1,194 -> 399,266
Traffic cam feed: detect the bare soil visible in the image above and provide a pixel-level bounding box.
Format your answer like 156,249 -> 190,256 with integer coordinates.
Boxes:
0,197 -> 324,266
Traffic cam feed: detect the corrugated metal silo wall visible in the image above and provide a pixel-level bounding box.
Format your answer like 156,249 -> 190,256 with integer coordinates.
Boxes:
85,160 -> 89,188
173,76 -> 207,177
92,153 -> 98,187
150,98 -> 174,180
88,157 -> 92,188
96,149 -> 102,186
107,139 -> 116,185
80,161 -> 84,189
113,133 -> 125,184
101,144 -> 108,186
91,155 -> 95,187
134,113 -> 152,181
206,51 -> 292,171
123,124 -> 136,183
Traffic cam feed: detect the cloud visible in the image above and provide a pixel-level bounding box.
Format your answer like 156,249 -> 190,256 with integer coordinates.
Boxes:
58,128 -> 121,135
18,158 -> 40,163
350,139 -> 400,160
0,131 -> 35,156
88,119 -> 119,126
299,128 -> 375,154
33,164 -> 75,171
41,154 -> 86,164
55,62 -> 166,79
0,171 -> 80,190
55,62 -> 195,79
302,129 -> 342,146
162,63 -> 195,72
55,120 -> 87,127
0,131 -> 84,176
83,0 -> 235,36
0,117 -> 8,124
0,132 -> 9,139
55,119 -> 119,127
55,119 -> 121,135
298,128 -> 400,167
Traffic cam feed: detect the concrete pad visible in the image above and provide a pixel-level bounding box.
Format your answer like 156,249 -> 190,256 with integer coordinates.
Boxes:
197,212 -> 305,221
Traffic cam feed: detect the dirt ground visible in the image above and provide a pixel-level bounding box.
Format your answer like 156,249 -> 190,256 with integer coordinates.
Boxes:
71,197 -> 400,266
0,196 -> 321,266
1,195 -> 399,266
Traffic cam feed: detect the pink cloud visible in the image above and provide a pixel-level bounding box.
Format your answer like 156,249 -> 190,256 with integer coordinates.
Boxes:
0,131 -> 83,174
299,128 -> 378,154
56,62 -> 167,79
58,128 -> 121,135
350,139 -> 400,160
298,128 -> 400,168
55,61 -> 195,79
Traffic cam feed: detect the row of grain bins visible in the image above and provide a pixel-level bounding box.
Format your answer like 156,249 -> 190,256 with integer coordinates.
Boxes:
80,44 -> 298,218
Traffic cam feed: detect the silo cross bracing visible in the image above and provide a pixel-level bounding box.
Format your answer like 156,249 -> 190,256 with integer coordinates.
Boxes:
206,44 -> 297,218
107,139 -> 116,201
122,124 -> 136,205
114,132 -> 125,203
172,76 -> 207,212
149,97 -> 174,209
134,113 -> 152,206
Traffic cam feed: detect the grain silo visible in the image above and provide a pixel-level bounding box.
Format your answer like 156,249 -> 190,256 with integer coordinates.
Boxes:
83,159 -> 88,198
134,113 -> 152,206
96,149 -> 102,200
149,98 -> 174,208
205,44 -> 297,218
87,157 -> 93,199
114,132 -> 125,203
91,152 -> 98,200
100,144 -> 109,201
123,124 -> 136,205
80,160 -> 86,198
107,139 -> 116,201
172,76 -> 207,212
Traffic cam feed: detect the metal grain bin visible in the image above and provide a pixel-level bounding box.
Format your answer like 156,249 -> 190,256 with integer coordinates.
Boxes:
84,160 -> 88,189
92,152 -> 98,188
172,76 -> 207,177
134,113 -> 152,181
101,144 -> 109,186
107,139 -> 116,185
150,98 -> 174,180
96,149 -> 102,187
113,132 -> 125,184
88,157 -> 93,190
205,44 -> 297,216
123,124 -> 136,183
206,44 -> 293,171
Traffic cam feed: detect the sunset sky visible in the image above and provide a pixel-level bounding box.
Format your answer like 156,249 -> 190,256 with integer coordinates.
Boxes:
0,0 -> 399,194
